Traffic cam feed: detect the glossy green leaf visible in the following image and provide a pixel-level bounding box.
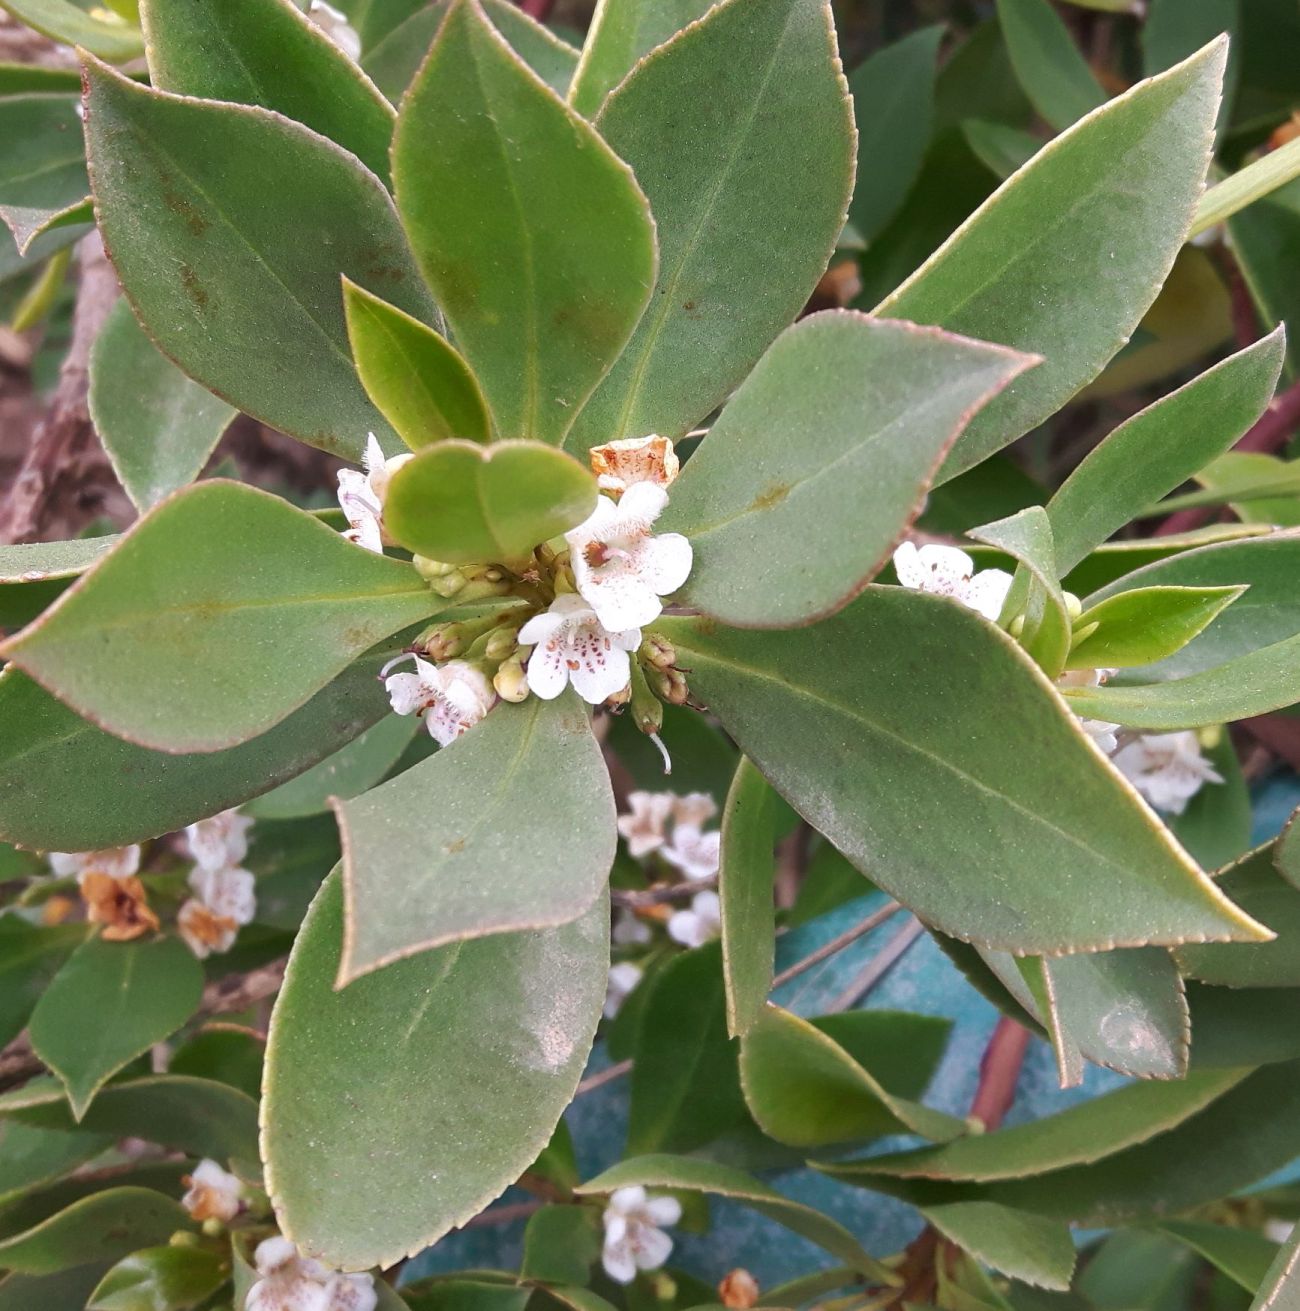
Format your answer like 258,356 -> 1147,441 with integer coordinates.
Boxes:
564,0 -> 855,452
88,1245 -> 228,1311
343,278 -> 491,449
1157,1222 -> 1278,1295
519,1206 -> 600,1286
0,920 -> 87,1051
0,482 -> 439,752
29,936 -> 204,1119
1047,330 -> 1285,574
140,0 -> 395,182
657,591 -> 1265,956
739,1003 -> 967,1146
168,1025 -> 264,1099
0,535 -> 118,587
921,1201 -> 1075,1292
385,441 -> 596,565
0,0 -> 142,60
2,1075 -> 260,1161
0,1121 -> 113,1204
89,299 -> 236,512
1249,1227 -> 1300,1311
1067,586 -> 1246,670
392,0 -> 655,448
0,1189 -> 192,1275
0,96 -> 89,253
83,57 -> 439,459
718,759 -> 776,1038
878,41 -> 1225,483
847,26 -> 944,243
0,1265 -> 112,1311
575,1155 -> 894,1282
566,0 -> 713,116
660,313 -> 1034,627
263,871 -> 608,1269
337,693 -> 613,980
995,0 -> 1105,129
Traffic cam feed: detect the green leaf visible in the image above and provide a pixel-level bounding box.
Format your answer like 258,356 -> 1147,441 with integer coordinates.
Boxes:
1170,731 -> 1251,872
262,871 -> 607,1269
0,1189 -> 192,1275
718,759 -> 776,1038
83,57 -> 439,459
28,936 -> 204,1119
169,1025 -> 264,1099
847,26 -> 944,243
336,694 -> 613,981
140,0 -> 395,182
343,278 -> 491,449
88,1245 -> 228,1311
1186,451 -> 1300,525
0,1122 -> 113,1204
961,120 -> 1040,181
519,1206 -> 600,1286
392,0 -> 655,448
564,0 -> 855,452
1067,586 -> 1246,670
921,1201 -> 1075,1292
1144,0 -> 1239,130
1046,330 -> 1285,574
403,1280 -> 530,1311
384,441 -> 597,565
1157,1222 -> 1278,1295
0,0 -> 142,59
1248,1227 -> 1300,1311
88,300 -> 236,513
877,40 -> 1226,483
0,482 -> 439,753
574,1155 -> 895,1282
0,920 -> 87,1051
0,96 -> 89,253
0,1265 -> 113,1311
660,312 -> 1034,628
1230,178 -> 1300,377
657,591 -> 1265,956
566,0 -> 713,116
2,1075 -> 260,1161
738,1003 -> 968,1146
995,0 -> 1106,129
0,535 -> 118,586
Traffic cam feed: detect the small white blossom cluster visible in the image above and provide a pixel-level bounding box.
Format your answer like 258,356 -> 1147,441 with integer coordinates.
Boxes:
181,1158 -> 245,1224
381,653 -> 496,748
177,809 -> 257,959
337,434 -> 410,556
893,540 -> 1224,814
601,1186 -> 682,1285
247,1236 -> 377,1311
48,844 -> 159,940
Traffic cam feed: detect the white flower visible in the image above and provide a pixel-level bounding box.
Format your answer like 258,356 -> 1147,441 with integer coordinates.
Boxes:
184,809 -> 254,872
589,435 -> 680,494
306,0 -> 362,60
1057,667 -> 1121,756
604,961 -> 643,1019
48,845 -> 140,879
617,791 -> 675,858
247,1236 -> 377,1311
667,890 -> 721,948
612,907 -> 652,946
892,541 -> 1013,622
178,865 -> 256,959
660,825 -> 720,881
336,434 -> 411,554
566,481 -> 693,631
672,793 -> 717,829
182,1159 -> 244,1223
601,1186 -> 682,1285
518,594 -> 641,705
1113,731 -> 1223,815
382,654 -> 496,745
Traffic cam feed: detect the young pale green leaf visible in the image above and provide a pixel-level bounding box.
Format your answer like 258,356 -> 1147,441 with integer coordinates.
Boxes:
1157,1222 -> 1278,1295
719,759 -> 776,1038
0,96 -> 89,252
564,0 -> 855,453
0,0 -> 141,60
0,483 -> 439,753
995,0 -> 1106,129
336,694 -> 613,981
342,279 -> 490,450
384,441 -> 597,564
574,1155 -> 894,1282
738,1004 -> 968,1146
0,631 -> 408,851
83,58 -> 438,460
88,1245 -> 228,1311
139,0 -> 395,181
1067,586 -> 1246,671
263,872 -> 608,1270
660,313 -> 1035,628
89,300 -> 236,512
0,921 -> 87,1052
0,1189 -> 192,1275
567,0 -> 714,116
1047,330 -> 1285,574
1249,1227 -> 1300,1311
657,590 -> 1266,956
878,40 -> 1226,483
392,0 -> 655,448
921,1201 -> 1076,1292
847,26 -> 944,243
28,937 -> 203,1120
1184,451 -> 1300,525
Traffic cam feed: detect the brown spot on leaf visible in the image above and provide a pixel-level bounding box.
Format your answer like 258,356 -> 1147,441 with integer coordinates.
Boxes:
179,264 -> 208,310
749,482 -> 790,512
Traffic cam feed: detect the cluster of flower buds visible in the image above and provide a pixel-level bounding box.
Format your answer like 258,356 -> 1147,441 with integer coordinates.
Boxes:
176,809 -> 257,960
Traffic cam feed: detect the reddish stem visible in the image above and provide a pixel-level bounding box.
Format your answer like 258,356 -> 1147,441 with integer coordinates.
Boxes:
519,0 -> 554,19
968,1016 -> 1031,1131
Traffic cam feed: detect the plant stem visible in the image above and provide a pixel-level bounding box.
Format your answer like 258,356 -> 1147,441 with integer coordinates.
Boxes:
969,1015 -> 1032,1131
771,899 -> 904,988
